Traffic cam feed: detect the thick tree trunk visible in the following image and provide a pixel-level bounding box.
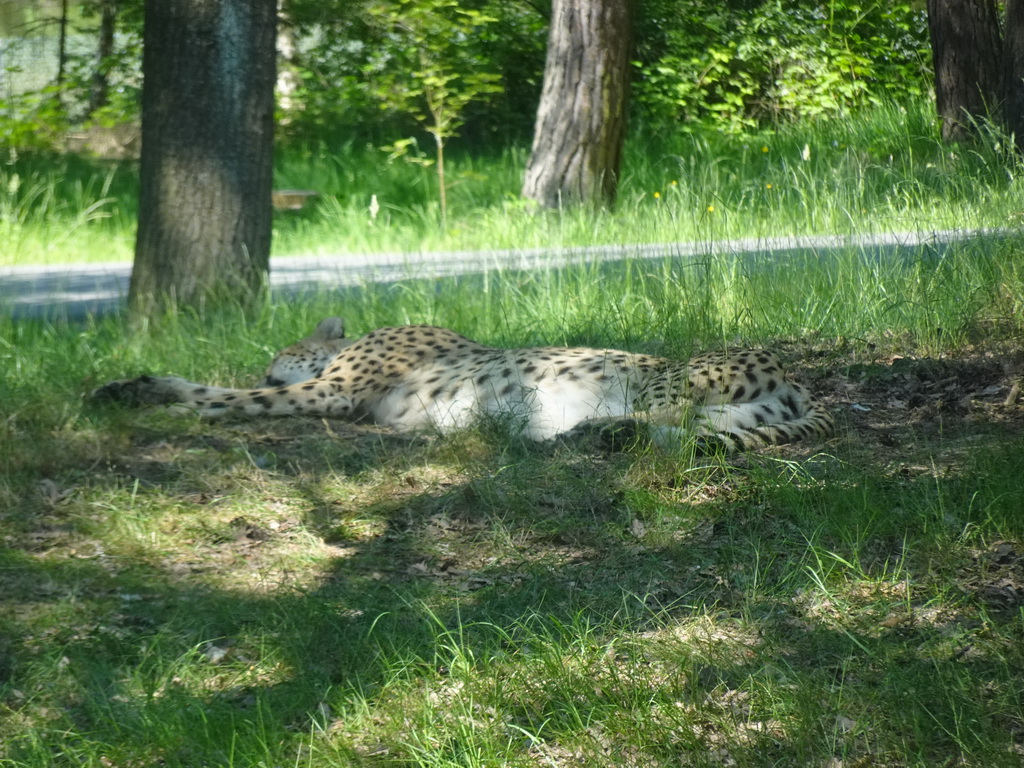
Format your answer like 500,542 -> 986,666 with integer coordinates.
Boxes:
926,0 -> 1002,142
130,0 -> 277,318
522,0 -> 633,208
1005,0 -> 1024,152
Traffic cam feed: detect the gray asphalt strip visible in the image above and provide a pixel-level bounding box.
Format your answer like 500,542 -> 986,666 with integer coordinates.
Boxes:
0,229 -> 999,321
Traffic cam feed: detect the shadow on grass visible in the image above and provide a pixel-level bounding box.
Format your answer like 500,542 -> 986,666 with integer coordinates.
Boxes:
3,407 -> 1024,765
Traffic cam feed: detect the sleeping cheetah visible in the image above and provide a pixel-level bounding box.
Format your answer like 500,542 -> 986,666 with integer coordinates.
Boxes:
93,318 -> 833,452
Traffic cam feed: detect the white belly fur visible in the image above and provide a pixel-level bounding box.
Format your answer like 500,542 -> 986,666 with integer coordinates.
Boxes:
369,359 -> 636,440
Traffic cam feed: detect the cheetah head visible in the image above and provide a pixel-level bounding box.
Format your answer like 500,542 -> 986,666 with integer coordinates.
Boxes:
258,316 -> 353,387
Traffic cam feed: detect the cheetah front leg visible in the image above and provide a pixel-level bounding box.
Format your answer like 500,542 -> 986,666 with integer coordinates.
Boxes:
92,376 -> 211,407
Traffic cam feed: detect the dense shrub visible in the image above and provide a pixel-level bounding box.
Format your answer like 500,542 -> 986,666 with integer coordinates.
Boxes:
633,0 -> 931,131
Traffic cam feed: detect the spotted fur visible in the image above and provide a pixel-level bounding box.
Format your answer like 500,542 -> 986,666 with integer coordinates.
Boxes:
257,317 -> 352,387
93,319 -> 833,452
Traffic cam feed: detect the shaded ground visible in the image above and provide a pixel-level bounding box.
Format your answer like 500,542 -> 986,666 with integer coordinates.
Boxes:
13,344 -> 1024,604
3,344 -> 1024,765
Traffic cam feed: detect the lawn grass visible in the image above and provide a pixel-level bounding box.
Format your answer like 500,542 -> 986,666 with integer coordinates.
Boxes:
2,232 -> 1024,766
3,97 -> 1024,266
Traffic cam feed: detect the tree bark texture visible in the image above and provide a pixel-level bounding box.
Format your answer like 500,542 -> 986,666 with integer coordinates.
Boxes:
131,0 -> 276,317
522,0 -> 633,208
927,0 -> 1002,142
1005,0 -> 1024,152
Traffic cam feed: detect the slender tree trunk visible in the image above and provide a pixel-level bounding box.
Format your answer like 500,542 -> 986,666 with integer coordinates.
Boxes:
434,131 -> 447,226
275,0 -> 301,118
88,0 -> 117,116
522,0 -> 633,208
56,0 -> 69,91
926,0 -> 1002,141
1005,0 -> 1024,152
130,0 -> 277,318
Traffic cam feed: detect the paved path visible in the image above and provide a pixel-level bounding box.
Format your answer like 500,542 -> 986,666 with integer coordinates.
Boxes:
0,229 -> 996,321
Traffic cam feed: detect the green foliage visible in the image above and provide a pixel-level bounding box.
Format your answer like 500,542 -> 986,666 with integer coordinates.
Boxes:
634,0 -> 931,131
0,84 -> 69,149
0,0 -> 143,149
281,0 -> 543,145
0,0 -> 937,148
366,0 -> 503,138
365,0 -> 503,222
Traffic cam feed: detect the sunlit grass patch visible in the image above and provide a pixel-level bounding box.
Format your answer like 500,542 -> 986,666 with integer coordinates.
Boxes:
4,97 -> 1024,267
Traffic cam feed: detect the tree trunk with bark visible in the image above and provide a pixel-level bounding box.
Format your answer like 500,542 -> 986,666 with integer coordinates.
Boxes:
522,0 -> 633,208
130,0 -> 277,318
926,0 -> 1002,141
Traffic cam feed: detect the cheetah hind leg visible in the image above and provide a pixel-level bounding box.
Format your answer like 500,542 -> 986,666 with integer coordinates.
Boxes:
559,419 -> 732,455
559,418 -> 650,451
647,425 -> 732,455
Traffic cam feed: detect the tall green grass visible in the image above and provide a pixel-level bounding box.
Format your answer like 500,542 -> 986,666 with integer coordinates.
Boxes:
2,230 -> 1020,460
2,105 -> 1024,767
2,98 -> 1022,266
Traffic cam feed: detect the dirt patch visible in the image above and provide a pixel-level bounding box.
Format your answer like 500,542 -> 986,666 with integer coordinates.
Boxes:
796,346 -> 1024,460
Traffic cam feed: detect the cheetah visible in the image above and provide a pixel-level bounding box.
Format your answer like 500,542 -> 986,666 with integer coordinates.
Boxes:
93,318 -> 834,452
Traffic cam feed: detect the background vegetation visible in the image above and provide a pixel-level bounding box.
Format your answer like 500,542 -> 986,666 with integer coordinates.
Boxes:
0,0 -> 931,145
0,0 -> 1008,269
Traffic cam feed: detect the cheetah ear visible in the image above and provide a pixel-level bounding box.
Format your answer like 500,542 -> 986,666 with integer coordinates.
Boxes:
312,317 -> 345,340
